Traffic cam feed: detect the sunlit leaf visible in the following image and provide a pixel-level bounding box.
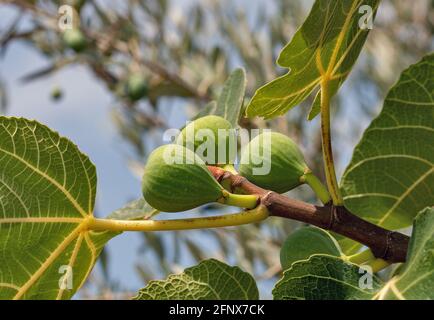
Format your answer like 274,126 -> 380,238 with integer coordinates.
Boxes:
273,255 -> 382,300
214,68 -> 246,126
134,259 -> 258,300
246,0 -> 380,119
0,117 -> 117,299
341,53 -> 434,229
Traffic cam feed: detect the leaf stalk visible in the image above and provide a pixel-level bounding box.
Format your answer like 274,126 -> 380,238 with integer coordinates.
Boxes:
320,79 -> 344,205
301,171 -> 331,204
219,190 -> 259,209
90,205 -> 269,232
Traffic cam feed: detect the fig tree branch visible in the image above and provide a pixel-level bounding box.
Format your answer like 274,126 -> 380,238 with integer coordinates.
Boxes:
208,166 -> 410,263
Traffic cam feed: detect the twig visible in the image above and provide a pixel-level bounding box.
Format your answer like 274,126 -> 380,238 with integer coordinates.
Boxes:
208,166 -> 410,263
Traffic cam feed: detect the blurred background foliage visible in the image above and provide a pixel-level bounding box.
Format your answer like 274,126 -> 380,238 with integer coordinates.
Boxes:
0,0 -> 432,299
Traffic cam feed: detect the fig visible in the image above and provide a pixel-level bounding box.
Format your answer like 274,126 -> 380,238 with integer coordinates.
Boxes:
50,86 -> 63,101
127,74 -> 148,101
239,131 -> 308,193
280,227 -> 341,270
142,144 -> 224,212
63,29 -> 87,52
176,115 -> 236,165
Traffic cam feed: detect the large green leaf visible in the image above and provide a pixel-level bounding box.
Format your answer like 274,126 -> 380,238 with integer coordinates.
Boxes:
0,117 -> 117,300
341,53 -> 434,229
214,68 -> 246,126
273,255 -> 383,300
280,227 -> 342,270
134,259 -> 259,300
246,0 -> 379,119
374,207 -> 434,300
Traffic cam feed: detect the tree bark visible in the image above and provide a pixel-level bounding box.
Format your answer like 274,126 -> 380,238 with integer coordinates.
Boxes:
208,166 -> 409,263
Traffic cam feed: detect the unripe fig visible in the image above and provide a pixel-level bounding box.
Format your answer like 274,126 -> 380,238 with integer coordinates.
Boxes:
280,227 -> 341,270
176,115 -> 236,165
63,29 -> 87,52
239,131 -> 308,193
127,74 -> 148,101
142,144 -> 224,212
50,86 -> 63,101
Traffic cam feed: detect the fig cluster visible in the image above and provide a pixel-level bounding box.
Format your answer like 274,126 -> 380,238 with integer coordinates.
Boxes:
141,114 -> 323,213
142,115 -> 236,212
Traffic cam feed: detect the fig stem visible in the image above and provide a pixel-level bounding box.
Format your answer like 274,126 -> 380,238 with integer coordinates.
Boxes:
347,249 -> 375,265
219,191 -> 259,209
221,164 -> 238,175
367,258 -> 390,273
89,206 -> 269,232
302,171 -> 331,204
320,79 -> 344,205
348,249 -> 390,273
219,164 -> 238,191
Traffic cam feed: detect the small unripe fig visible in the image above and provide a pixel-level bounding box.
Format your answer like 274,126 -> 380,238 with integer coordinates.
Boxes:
239,131 -> 308,193
176,115 -> 236,165
50,86 -> 63,101
63,29 -> 87,52
280,227 -> 341,270
142,144 -> 224,212
127,74 -> 148,101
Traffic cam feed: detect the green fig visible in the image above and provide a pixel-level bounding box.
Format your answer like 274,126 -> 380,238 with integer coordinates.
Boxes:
280,227 -> 341,270
63,29 -> 87,52
127,74 -> 148,101
239,131 -> 308,193
176,115 -> 236,165
142,144 -> 224,212
50,86 -> 63,101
